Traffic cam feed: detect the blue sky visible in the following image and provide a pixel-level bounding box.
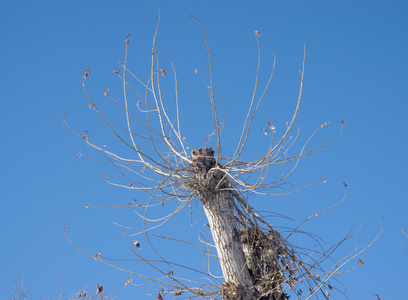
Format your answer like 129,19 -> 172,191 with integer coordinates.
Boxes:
1,1 -> 407,299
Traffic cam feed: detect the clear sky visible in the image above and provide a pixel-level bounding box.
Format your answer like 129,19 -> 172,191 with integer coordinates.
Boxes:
1,1 -> 407,299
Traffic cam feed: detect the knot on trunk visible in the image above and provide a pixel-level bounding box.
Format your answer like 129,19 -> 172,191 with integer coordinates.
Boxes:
191,148 -> 216,179
191,148 -> 227,199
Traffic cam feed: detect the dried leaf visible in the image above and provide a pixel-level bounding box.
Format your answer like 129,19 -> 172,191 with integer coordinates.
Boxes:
254,30 -> 261,36
84,68 -> 90,79
358,258 -> 364,266
96,283 -> 103,294
125,278 -> 132,287
321,121 -> 329,128
266,121 -> 276,132
125,33 -> 130,43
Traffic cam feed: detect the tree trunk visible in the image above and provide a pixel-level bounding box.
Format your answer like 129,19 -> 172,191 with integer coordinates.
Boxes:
191,148 -> 255,299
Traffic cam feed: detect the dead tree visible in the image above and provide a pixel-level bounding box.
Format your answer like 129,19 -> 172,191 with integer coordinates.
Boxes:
64,11 -> 381,300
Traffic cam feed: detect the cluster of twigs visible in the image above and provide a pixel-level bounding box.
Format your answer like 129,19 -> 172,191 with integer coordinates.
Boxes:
9,276 -> 115,300
64,10 -> 382,299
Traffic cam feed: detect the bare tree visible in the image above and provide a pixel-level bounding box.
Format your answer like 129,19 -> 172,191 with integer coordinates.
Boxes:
64,11 -> 381,299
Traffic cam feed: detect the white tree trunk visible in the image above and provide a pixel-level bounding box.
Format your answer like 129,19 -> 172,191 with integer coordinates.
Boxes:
202,190 -> 254,299
192,148 -> 254,299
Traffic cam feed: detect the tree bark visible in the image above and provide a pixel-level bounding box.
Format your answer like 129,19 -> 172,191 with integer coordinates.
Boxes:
191,148 -> 254,299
